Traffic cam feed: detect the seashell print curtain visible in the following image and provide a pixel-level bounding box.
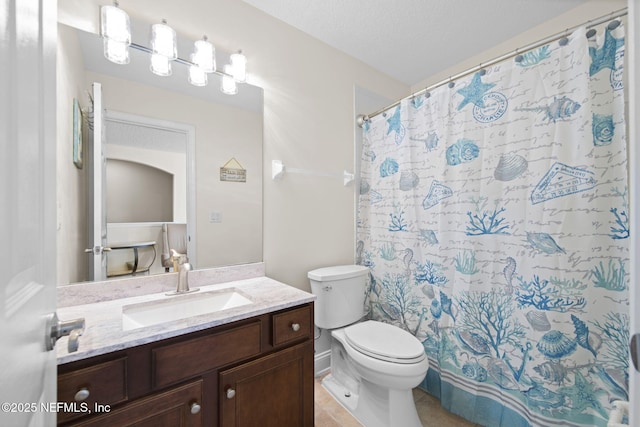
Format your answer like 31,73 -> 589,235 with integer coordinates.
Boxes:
357,22 -> 628,427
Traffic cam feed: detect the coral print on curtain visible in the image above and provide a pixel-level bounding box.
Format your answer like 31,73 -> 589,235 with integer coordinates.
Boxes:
357,22 -> 628,427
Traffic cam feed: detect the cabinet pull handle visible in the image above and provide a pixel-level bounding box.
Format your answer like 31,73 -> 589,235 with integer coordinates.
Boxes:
190,402 -> 201,415
291,323 -> 301,332
226,387 -> 236,399
74,388 -> 90,402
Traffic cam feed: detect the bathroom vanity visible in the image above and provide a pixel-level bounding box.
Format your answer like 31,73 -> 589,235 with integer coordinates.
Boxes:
55,265 -> 315,426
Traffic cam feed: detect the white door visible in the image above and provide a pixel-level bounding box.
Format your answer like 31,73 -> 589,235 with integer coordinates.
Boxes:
0,0 -> 58,426
86,82 -> 108,281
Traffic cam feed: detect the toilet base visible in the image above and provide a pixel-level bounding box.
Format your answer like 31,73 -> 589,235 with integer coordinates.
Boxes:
322,374 -> 360,414
322,373 -> 422,427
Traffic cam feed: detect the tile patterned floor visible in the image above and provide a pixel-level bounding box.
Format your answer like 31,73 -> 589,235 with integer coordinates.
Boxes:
314,375 -> 482,427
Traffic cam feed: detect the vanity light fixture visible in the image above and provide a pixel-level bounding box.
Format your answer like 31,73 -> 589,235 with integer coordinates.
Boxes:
100,1 -> 131,64
221,64 -> 238,95
98,5 -> 246,94
230,50 -> 247,83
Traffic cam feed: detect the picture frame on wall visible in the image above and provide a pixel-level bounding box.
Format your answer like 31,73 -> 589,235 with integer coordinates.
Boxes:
73,98 -> 83,169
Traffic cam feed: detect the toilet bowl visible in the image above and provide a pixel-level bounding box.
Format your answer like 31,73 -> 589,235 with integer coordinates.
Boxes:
323,321 -> 429,427
308,266 -> 429,427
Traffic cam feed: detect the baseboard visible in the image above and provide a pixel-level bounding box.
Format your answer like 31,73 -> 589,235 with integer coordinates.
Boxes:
314,349 -> 331,377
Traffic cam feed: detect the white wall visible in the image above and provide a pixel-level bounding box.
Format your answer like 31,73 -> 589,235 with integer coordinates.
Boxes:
56,24 -> 88,285
106,159 -> 174,223
107,144 -> 187,223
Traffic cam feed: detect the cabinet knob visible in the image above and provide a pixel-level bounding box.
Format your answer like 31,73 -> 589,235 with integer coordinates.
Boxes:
190,402 -> 201,415
226,387 -> 236,399
74,388 -> 90,402
291,323 -> 301,332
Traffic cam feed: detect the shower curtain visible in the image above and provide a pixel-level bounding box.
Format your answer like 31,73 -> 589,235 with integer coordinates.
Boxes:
357,23 -> 628,427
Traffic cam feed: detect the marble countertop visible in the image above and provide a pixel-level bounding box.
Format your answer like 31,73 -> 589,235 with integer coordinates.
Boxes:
56,273 -> 315,365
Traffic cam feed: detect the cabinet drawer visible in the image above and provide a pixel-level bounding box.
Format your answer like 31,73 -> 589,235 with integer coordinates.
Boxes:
153,321 -> 261,389
69,379 -> 203,427
58,357 -> 127,423
272,305 -> 312,346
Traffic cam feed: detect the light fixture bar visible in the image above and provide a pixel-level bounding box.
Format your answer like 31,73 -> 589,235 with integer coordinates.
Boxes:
130,43 -> 236,79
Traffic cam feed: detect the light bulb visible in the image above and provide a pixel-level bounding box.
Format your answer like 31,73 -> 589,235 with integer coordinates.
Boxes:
103,38 -> 129,65
150,20 -> 177,60
100,2 -> 130,44
221,64 -> 237,95
230,50 -> 246,83
188,54 -> 207,86
193,36 -> 216,73
150,53 -> 172,76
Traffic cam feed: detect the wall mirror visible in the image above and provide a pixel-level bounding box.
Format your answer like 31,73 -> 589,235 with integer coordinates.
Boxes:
57,22 -> 263,285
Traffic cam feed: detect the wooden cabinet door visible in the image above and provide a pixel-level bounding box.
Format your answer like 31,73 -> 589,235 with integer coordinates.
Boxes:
219,342 -> 313,427
69,380 -> 203,427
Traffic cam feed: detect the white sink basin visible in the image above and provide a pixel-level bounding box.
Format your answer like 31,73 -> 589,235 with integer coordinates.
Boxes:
122,289 -> 253,330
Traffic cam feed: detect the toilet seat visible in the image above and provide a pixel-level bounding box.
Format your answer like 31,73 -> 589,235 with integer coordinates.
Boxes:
344,320 -> 426,364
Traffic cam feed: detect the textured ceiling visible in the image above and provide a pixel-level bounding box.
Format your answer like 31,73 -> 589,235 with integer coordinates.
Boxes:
242,0 -> 589,85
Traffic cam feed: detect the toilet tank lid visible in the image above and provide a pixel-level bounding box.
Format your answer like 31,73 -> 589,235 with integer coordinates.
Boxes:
308,265 -> 369,281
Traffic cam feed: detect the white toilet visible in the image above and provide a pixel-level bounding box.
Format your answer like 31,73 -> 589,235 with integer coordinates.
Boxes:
309,265 -> 429,427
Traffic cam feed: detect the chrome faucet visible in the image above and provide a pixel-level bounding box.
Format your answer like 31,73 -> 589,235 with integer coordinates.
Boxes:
166,249 -> 199,295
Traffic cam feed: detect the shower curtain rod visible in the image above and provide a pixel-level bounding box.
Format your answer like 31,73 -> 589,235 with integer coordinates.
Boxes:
358,7 -> 628,127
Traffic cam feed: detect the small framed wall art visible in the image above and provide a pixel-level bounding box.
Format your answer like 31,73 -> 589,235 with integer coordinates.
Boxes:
220,157 -> 246,182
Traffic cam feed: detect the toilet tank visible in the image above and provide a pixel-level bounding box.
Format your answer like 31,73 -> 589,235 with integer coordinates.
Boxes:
308,265 -> 369,329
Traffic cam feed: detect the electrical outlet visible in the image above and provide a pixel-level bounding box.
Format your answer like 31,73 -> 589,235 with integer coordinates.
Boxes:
209,211 -> 222,223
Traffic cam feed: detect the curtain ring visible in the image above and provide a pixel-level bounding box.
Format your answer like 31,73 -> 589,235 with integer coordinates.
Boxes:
514,48 -> 523,63
607,19 -> 621,31
559,29 -> 569,46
